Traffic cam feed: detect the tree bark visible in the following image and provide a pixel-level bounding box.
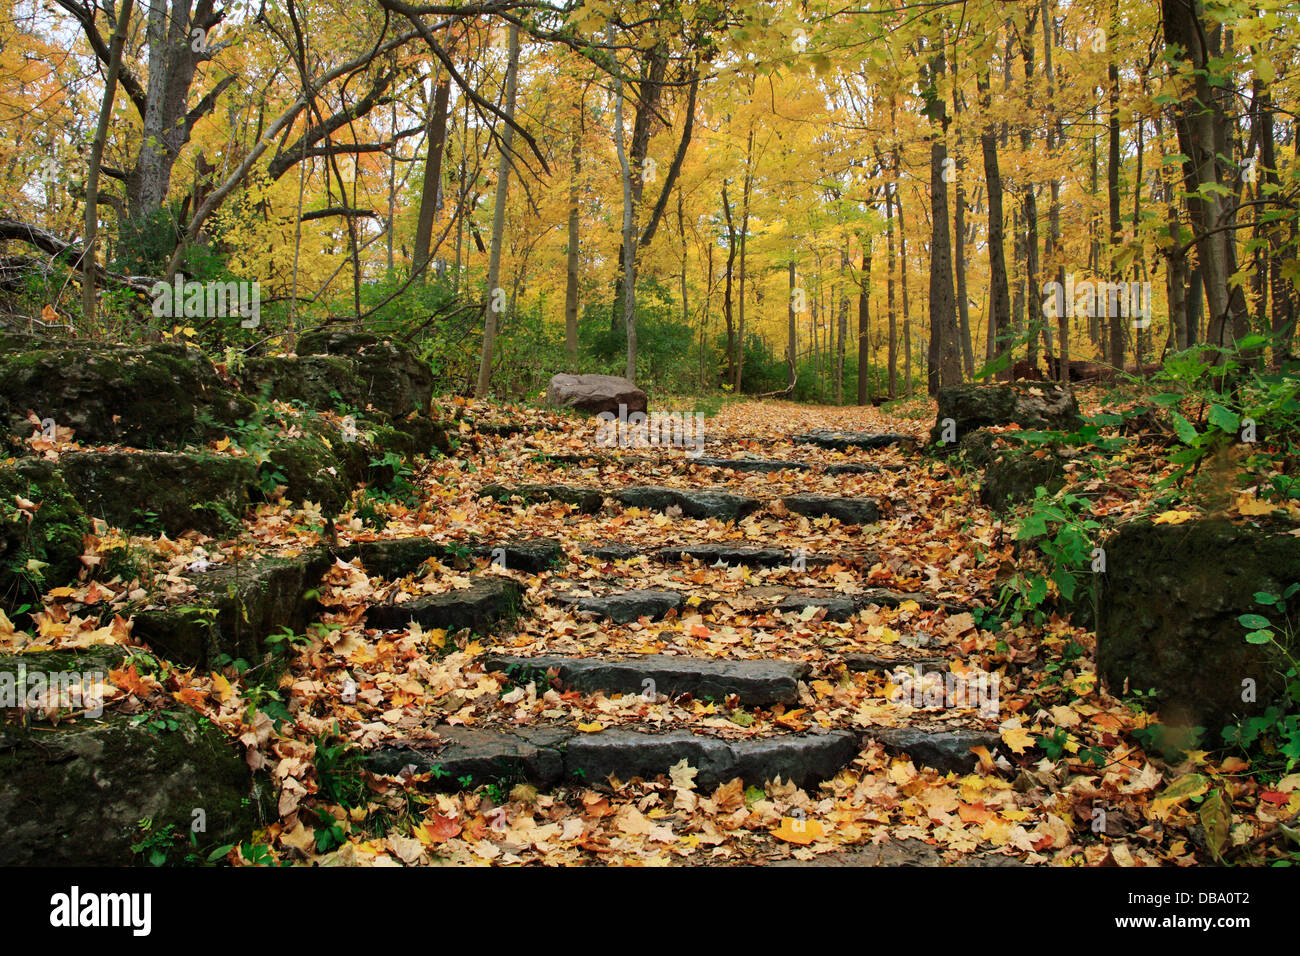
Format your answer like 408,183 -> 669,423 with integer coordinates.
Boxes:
473,23 -> 520,398
412,77 -> 451,280
81,0 -> 134,327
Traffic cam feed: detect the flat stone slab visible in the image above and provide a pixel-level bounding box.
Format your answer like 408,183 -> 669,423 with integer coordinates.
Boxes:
615,486 -> 761,522
59,449 -> 255,537
366,577 -> 523,633
865,726 -> 1001,774
479,484 -> 604,514
843,653 -> 947,674
132,550 -> 331,668
335,537 -> 563,577
824,463 -> 881,475
781,494 -> 881,525
557,588 -> 684,623
368,726 -> 857,792
364,726 -> 568,789
467,538 -> 563,573
775,592 -> 859,621
482,653 -> 808,706
567,728 -> 858,790
581,542 -> 643,562
689,457 -> 810,473
655,544 -> 813,568
793,430 -> 908,451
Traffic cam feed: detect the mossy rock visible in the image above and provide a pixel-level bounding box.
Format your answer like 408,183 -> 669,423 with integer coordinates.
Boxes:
979,447 -> 1070,511
295,332 -> 433,419
930,383 -> 1083,448
130,550 -> 331,668
1097,518 -> 1300,730
0,343 -> 253,448
263,420 -> 368,515
0,458 -> 88,607
234,354 -> 367,412
60,450 -> 255,537
0,645 -> 260,865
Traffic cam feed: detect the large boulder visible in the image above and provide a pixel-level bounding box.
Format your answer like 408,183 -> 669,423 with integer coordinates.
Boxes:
545,374 -> 647,416
979,447 -> 1070,511
1097,518 -> 1300,731
0,646 -> 260,865
131,550 -> 331,668
0,343 -> 252,448
59,450 -> 256,537
295,331 -> 433,419
931,383 -> 1083,447
0,458 -> 88,607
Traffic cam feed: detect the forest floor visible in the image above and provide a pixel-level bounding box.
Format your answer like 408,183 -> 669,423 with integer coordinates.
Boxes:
15,393 -> 1294,866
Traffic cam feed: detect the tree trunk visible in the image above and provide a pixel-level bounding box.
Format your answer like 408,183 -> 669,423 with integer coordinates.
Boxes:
787,261 -> 797,391
978,71 -> 1013,380
473,23 -> 520,398
82,0 -> 134,327
858,243 -> 872,404
886,185 -> 898,398
564,129 -> 582,363
412,78 -> 451,280
1161,0 -> 1251,355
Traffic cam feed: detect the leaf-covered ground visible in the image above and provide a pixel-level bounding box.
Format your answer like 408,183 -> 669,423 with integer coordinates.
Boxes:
5,395 -> 1297,866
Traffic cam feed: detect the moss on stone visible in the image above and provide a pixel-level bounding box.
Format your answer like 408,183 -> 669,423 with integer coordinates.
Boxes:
0,458 -> 88,607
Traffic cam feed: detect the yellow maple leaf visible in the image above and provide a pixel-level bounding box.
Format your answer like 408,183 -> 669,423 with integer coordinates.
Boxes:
576,721 -> 604,733
1235,494 -> 1276,516
771,817 -> 826,845
1152,510 -> 1198,525
1001,723 -> 1036,754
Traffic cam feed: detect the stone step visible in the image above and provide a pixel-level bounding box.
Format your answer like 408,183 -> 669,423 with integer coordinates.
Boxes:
654,543 -> 834,568
366,577 -> 523,633
365,726 -> 858,792
555,588 -> 684,623
781,493 -> 881,525
478,483 -> 604,514
541,582 -> 958,625
482,653 -> 808,706
687,457 -> 810,473
843,653 -> 947,674
333,536 -> 563,576
793,430 -> 909,451
59,449 -> 255,537
866,726 -> 1001,774
614,486 -> 761,522
131,549 -> 331,668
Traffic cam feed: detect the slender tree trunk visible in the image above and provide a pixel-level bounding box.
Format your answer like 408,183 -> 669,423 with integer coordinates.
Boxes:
858,243 -> 872,404
978,71 -> 1013,380
564,127 -> 582,362
787,261 -> 797,390
473,23 -> 520,398
886,186 -> 898,398
1043,0 -> 1068,380
1106,3 -> 1126,369
82,0 -> 134,328
610,33 -> 640,381
721,181 -> 737,386
412,77 -> 451,279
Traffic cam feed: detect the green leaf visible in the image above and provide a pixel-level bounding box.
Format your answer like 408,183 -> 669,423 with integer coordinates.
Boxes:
1245,630 -> 1274,645
1170,411 -> 1200,445
1238,613 -> 1272,629
1200,788 -> 1231,862
1207,405 -> 1240,434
